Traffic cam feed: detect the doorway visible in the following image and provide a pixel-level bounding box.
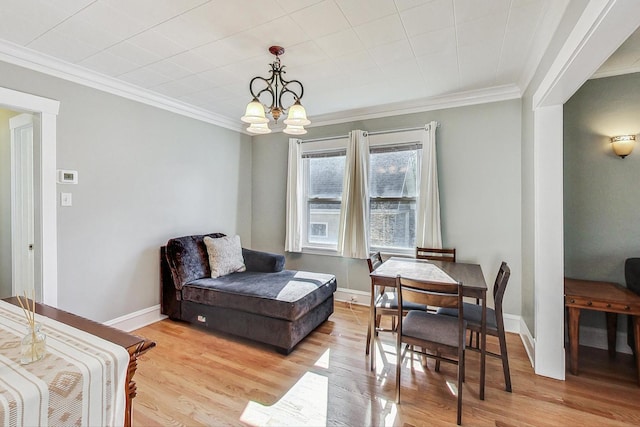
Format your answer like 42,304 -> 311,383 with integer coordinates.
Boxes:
531,1 -> 640,379
0,86 -> 59,305
9,113 -> 36,299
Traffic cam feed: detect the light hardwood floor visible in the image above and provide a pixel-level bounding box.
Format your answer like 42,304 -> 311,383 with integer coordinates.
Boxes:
132,302 -> 640,426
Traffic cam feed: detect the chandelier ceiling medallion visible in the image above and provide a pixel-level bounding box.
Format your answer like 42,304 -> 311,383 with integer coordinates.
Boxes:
241,46 -> 310,135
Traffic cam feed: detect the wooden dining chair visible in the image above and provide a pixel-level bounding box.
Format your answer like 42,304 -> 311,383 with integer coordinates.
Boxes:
395,275 -> 466,425
366,252 -> 385,355
416,247 -> 456,262
437,261 -> 512,392
365,252 -> 426,355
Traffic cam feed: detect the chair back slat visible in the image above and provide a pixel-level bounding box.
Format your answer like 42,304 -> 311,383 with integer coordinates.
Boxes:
492,262 -> 511,309
416,247 -> 456,262
367,252 -> 383,273
396,276 -> 462,309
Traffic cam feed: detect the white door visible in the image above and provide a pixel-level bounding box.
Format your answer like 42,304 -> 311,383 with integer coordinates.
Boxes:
10,113 -> 35,298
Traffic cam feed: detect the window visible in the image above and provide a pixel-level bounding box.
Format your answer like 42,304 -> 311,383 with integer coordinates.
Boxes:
301,138 -> 348,250
287,126 -> 436,257
369,142 -> 420,254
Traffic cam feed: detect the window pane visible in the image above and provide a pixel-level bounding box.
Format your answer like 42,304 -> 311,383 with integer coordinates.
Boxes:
307,156 -> 345,198
369,200 -> 416,249
308,201 -> 341,245
369,150 -> 418,198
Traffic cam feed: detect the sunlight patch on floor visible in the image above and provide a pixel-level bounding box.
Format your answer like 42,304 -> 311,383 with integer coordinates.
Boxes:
240,372 -> 328,426
377,398 -> 399,427
314,348 -> 330,369
446,379 -> 458,397
374,340 -> 399,386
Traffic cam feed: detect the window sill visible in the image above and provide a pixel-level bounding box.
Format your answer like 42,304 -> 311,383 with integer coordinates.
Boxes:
372,248 -> 415,258
301,247 -> 341,257
297,247 -> 416,259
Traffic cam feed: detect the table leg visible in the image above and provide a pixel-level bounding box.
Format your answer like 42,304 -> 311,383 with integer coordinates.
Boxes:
125,340 -> 155,427
634,315 -> 640,386
605,312 -> 617,358
567,306 -> 581,375
480,293 -> 486,401
125,352 -> 137,427
369,283 -> 376,372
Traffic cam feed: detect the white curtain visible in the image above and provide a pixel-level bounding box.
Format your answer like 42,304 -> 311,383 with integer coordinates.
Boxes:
284,138 -> 303,252
337,130 -> 370,258
416,121 -> 442,248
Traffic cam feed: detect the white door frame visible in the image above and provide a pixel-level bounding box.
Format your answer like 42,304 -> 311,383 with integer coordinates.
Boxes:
9,113 -> 35,299
531,0 -> 640,379
0,86 -> 59,306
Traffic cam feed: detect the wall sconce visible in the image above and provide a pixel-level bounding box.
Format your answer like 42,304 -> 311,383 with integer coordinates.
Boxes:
610,135 -> 636,158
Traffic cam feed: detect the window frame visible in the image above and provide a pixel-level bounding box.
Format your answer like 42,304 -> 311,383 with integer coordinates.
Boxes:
368,130 -> 423,256
300,137 -> 349,254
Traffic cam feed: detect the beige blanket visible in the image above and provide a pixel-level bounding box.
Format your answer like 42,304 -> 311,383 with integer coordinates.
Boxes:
0,300 -> 129,426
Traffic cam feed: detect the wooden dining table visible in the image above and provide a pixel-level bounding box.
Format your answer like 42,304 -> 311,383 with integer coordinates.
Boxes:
369,257 -> 489,399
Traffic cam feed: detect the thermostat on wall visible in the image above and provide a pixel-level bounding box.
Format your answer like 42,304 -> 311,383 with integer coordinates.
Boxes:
57,169 -> 78,184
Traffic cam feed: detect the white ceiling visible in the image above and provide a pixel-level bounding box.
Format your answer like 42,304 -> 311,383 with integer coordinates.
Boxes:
0,0 -> 573,132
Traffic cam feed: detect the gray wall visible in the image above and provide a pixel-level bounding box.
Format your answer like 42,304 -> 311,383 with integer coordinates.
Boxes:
564,72 -> 640,328
520,0 -> 589,336
252,99 -> 523,316
0,108 -> 18,296
0,61 -> 251,322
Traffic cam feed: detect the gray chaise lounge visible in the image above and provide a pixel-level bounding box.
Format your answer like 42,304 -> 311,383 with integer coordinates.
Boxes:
161,233 -> 337,354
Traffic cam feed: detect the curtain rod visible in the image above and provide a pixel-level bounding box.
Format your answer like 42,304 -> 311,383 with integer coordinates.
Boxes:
299,134 -> 349,143
367,123 -> 439,136
299,122 -> 439,143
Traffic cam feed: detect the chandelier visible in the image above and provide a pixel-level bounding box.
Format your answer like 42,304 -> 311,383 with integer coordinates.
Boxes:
241,46 -> 310,135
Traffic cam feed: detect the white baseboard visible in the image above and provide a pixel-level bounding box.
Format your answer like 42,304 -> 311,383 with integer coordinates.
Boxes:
335,287 -> 370,306
503,313 -> 520,334
513,317 -> 634,371
574,325 -> 633,355
104,304 -> 166,332
519,317 -> 536,368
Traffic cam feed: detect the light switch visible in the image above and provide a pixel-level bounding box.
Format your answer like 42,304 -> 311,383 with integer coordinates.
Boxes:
61,192 -> 72,206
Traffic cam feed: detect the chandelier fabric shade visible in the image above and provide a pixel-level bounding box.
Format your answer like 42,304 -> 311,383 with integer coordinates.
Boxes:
241,46 -> 310,135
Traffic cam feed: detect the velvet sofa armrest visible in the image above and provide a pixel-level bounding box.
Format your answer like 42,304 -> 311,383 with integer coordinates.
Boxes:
242,248 -> 285,273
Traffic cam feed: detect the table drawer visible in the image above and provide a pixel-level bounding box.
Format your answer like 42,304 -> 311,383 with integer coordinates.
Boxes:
566,296 -> 635,312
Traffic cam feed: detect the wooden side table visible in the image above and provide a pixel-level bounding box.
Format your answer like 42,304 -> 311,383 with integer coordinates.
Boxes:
4,297 -> 156,427
564,278 -> 640,385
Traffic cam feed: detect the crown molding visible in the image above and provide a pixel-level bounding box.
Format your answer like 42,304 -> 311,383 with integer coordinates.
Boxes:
0,39 -> 244,133
0,39 -> 523,136
590,66 -> 640,80
518,0 -> 570,95
307,84 -> 522,128
532,0 -> 640,108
